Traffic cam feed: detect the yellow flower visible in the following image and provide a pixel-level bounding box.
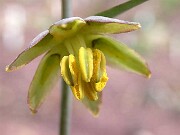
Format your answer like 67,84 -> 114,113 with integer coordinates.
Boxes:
6,16 -> 150,112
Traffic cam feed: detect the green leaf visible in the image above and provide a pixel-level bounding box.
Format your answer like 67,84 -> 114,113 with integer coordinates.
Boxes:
28,51 -> 60,113
96,0 -> 148,17
93,36 -> 151,78
82,16 -> 141,34
82,93 -> 102,116
6,30 -> 55,72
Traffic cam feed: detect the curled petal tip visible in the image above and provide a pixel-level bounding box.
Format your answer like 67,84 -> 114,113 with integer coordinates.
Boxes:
93,113 -> 99,117
133,22 -> 141,30
28,102 -> 38,114
5,65 -> 25,72
137,23 -> 141,28
30,108 -> 37,115
144,68 -> 151,78
147,71 -> 151,79
5,66 -> 10,72
5,65 -> 15,72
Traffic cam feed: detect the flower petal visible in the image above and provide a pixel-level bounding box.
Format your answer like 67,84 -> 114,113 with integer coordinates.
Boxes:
82,93 -> 102,116
28,51 -> 60,113
82,16 -> 141,34
93,36 -> 151,78
6,30 -> 55,72
49,17 -> 86,39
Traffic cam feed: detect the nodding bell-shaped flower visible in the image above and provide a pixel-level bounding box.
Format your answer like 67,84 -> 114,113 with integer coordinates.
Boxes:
6,16 -> 151,113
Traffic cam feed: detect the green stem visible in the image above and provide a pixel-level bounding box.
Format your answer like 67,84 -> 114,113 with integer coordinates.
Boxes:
60,80 -> 72,135
96,0 -> 148,17
60,0 -> 72,135
62,0 -> 72,18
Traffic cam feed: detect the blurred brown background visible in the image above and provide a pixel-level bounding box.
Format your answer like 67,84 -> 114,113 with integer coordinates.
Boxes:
1,0 -> 180,135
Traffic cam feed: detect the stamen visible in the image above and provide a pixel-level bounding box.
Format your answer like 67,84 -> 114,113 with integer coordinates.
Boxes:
79,47 -> 93,82
64,40 -> 74,55
84,82 -> 98,101
61,39 -> 108,101
71,73 -> 84,100
92,49 -> 102,82
91,49 -> 108,92
69,54 -> 78,85
60,56 -> 73,86
76,35 -> 86,48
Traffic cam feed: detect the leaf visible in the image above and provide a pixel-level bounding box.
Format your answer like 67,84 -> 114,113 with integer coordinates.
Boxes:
82,93 -> 102,116
6,30 -> 55,72
28,51 -> 60,113
93,36 -> 151,78
96,0 -> 148,18
82,16 -> 141,34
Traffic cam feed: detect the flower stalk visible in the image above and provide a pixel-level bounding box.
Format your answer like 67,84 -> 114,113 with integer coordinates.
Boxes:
60,0 -> 72,135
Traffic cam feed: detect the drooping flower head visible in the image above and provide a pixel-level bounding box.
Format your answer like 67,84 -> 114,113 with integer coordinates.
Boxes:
6,16 -> 151,113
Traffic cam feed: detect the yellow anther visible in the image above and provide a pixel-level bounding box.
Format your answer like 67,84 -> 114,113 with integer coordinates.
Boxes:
84,82 -> 98,101
69,54 -> 78,85
60,56 -> 73,86
79,47 -> 93,82
60,54 -> 84,100
91,49 -> 108,92
71,73 -> 84,100
94,73 -> 108,92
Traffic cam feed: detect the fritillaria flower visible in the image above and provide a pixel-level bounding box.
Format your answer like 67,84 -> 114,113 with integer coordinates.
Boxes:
6,16 -> 150,113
